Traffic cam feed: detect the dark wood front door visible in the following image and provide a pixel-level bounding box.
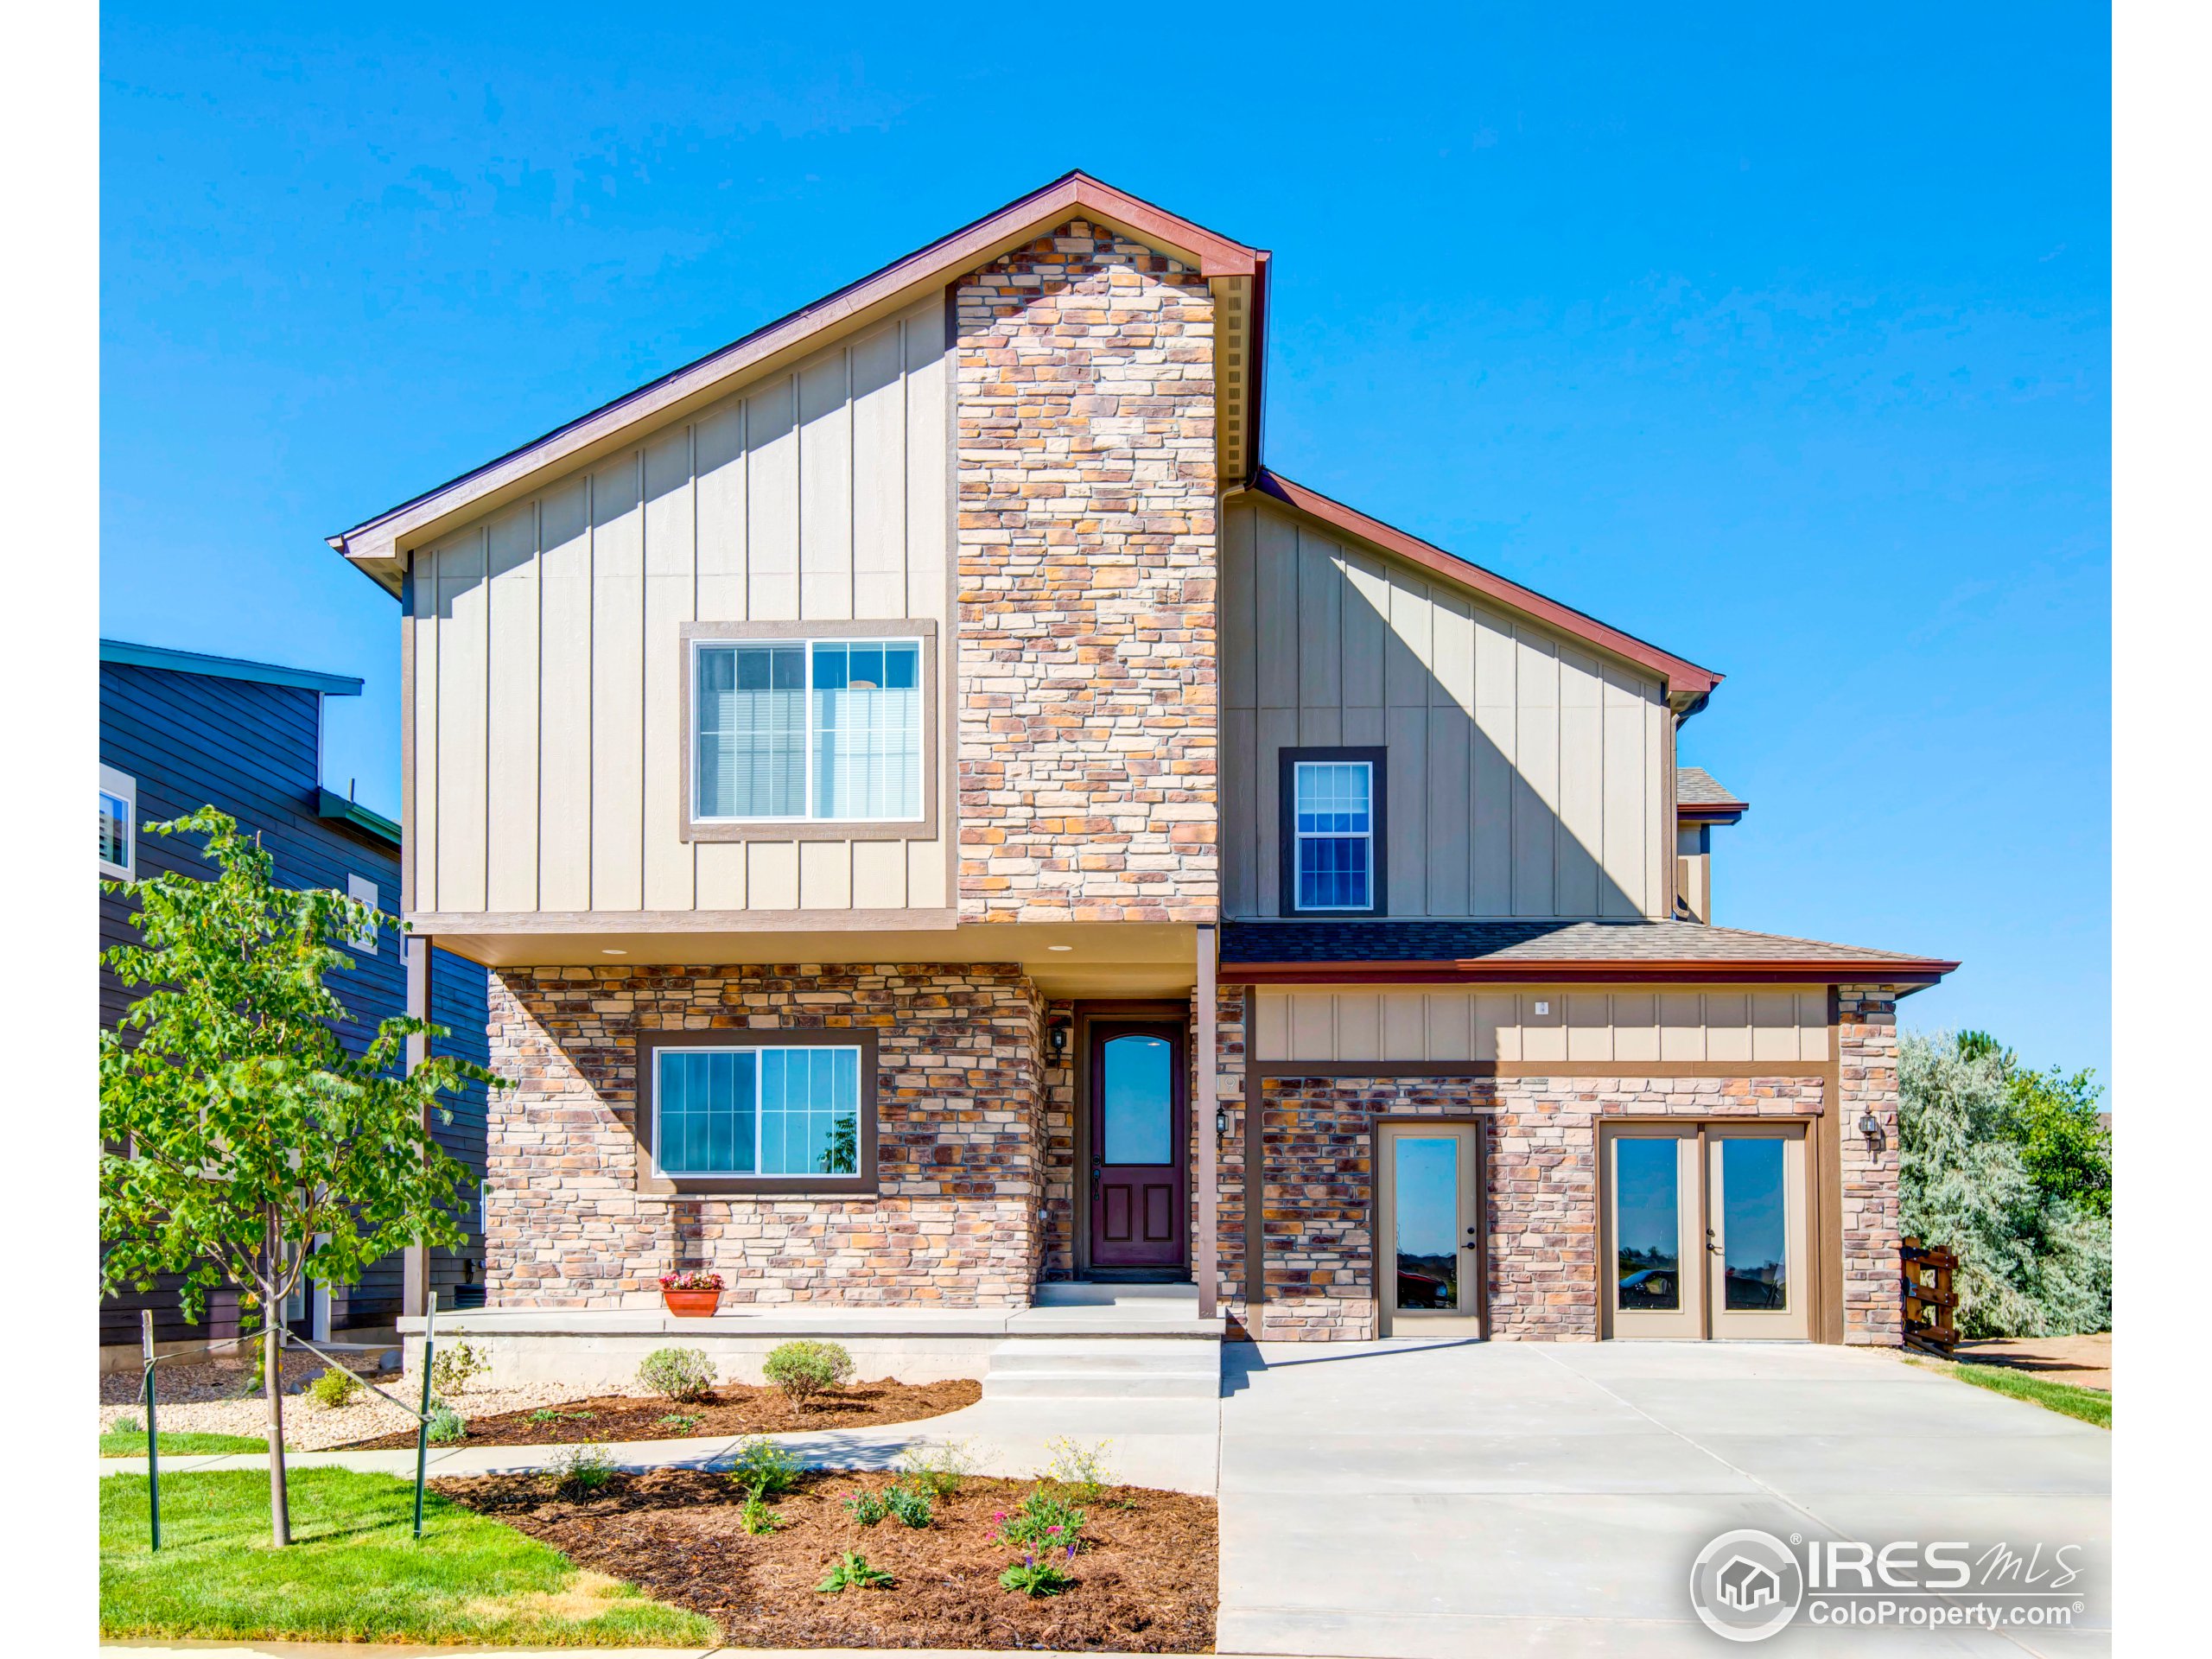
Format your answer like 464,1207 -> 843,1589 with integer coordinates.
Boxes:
1086,1020 -> 1188,1271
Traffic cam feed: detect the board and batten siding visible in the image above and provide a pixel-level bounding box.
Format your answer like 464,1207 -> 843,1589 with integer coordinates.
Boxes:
407,296 -> 950,918
1252,988 -> 1832,1065
1221,498 -> 1668,920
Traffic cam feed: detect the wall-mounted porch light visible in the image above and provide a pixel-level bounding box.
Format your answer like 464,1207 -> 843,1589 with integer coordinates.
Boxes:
1215,1104 -> 1229,1136
1857,1109 -> 1883,1145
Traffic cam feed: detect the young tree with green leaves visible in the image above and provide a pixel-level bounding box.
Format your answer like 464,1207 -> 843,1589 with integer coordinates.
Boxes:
100,808 -> 502,1546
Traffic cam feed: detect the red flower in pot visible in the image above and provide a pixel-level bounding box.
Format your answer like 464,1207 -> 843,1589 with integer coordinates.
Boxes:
660,1270 -> 724,1317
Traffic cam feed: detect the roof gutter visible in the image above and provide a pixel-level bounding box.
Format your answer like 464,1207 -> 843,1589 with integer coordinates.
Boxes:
1222,957 -> 1961,988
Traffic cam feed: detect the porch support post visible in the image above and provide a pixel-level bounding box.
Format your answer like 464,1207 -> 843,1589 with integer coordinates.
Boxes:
402,935 -> 430,1320
1196,924 -> 1218,1321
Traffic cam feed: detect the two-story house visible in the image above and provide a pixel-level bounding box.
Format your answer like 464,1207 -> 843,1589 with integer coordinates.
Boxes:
98,639 -> 492,1368
327,174 -> 1953,1382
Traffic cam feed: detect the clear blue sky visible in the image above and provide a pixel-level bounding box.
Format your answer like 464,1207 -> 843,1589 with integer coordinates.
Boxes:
99,6 -> 2110,1086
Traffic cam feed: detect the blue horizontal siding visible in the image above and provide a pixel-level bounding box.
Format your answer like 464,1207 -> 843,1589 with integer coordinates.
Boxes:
99,659 -> 490,1339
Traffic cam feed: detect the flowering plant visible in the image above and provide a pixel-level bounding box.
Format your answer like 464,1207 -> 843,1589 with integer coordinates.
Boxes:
995,1489 -> 1086,1549
995,1489 -> 1084,1597
999,1529 -> 1076,1598
659,1270 -> 724,1291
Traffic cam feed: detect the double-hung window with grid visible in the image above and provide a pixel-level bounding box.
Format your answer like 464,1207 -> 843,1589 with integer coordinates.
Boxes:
693,638 -> 922,823
1293,759 -> 1376,912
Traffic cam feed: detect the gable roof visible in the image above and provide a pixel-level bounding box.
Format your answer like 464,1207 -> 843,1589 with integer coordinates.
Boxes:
100,638 -> 364,698
327,171 -> 1268,593
1243,470 -> 1724,707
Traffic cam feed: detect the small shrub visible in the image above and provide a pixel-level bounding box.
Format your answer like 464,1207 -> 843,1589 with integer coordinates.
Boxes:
762,1338 -> 853,1405
844,1488 -> 890,1526
638,1345 -> 716,1403
1038,1434 -> 1114,1500
728,1435 -> 803,1498
656,1412 -> 703,1433
995,1489 -> 1088,1550
817,1550 -> 893,1593
425,1401 -> 467,1444
1000,1558 -> 1075,1598
885,1481 -> 933,1529
739,1492 -> 782,1535
896,1437 -> 984,1497
307,1367 -> 363,1408
111,1416 -> 143,1438
430,1339 -> 489,1396
544,1443 -> 617,1496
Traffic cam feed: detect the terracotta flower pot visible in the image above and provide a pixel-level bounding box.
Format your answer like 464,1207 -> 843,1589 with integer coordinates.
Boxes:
662,1288 -> 722,1318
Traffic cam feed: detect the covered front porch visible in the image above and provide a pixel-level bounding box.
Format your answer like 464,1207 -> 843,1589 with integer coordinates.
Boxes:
400,1281 -> 1224,1395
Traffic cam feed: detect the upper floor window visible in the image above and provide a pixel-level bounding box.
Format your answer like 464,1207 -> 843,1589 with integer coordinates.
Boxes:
99,765 -> 137,880
1279,747 -> 1387,917
692,637 -> 923,825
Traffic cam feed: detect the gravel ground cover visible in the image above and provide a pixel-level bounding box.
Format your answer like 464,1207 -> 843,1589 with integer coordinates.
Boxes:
99,1352 -> 611,1453
439,1466 -> 1217,1650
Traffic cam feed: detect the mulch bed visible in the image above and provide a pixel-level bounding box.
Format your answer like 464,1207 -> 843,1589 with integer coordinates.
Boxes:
349,1378 -> 981,1450
436,1467 -> 1217,1651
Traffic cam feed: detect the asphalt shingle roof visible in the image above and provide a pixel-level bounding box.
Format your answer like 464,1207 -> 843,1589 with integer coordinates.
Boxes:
1675,766 -> 1745,808
1220,918 -> 1950,970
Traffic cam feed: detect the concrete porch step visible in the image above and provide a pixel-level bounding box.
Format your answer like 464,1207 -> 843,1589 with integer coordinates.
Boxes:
1033,1281 -> 1199,1307
984,1336 -> 1222,1402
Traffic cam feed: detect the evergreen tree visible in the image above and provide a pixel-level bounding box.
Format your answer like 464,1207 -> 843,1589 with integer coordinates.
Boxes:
1897,1031 -> 2109,1337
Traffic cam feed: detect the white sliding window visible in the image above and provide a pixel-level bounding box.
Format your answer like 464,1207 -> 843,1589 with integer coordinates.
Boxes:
653,1044 -> 862,1178
694,639 -> 920,823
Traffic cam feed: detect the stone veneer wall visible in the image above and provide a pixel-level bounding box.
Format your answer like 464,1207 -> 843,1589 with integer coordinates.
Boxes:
1039,997 -> 1077,1282
954,219 -> 1218,923
1252,1073 -> 1828,1342
1213,983 -> 1251,1338
1838,987 -> 1904,1344
484,963 -> 1044,1307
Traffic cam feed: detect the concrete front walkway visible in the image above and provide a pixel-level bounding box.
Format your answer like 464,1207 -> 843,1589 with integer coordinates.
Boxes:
96,1392 -> 1222,1495
1218,1338 -> 2111,1658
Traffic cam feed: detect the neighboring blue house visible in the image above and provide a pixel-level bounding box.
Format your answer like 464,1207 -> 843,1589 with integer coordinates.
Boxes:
99,639 -> 489,1367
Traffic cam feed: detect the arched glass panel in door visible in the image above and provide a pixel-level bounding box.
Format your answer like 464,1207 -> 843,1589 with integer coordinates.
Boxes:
1102,1036 -> 1173,1165
1087,1023 -> 1187,1271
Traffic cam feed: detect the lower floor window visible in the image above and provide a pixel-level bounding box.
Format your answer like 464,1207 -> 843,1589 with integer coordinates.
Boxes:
654,1045 -> 861,1177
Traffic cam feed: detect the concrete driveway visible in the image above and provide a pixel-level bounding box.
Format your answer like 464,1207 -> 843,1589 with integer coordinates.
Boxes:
1218,1339 -> 2110,1657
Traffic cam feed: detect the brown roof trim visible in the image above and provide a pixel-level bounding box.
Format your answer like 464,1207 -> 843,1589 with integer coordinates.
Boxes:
1242,470 -> 1725,699
1677,800 -> 1750,822
329,171 -> 1266,583
1222,957 -> 1959,987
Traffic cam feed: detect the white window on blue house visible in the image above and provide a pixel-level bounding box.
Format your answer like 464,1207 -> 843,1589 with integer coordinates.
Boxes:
652,1045 -> 862,1178
346,874 -> 379,954
1294,760 -> 1376,912
693,639 -> 923,823
99,765 -> 137,880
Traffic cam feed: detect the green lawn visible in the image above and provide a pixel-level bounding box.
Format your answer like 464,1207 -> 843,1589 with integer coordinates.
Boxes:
100,1427 -> 269,1457
1910,1357 -> 2112,1429
100,1468 -> 716,1647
